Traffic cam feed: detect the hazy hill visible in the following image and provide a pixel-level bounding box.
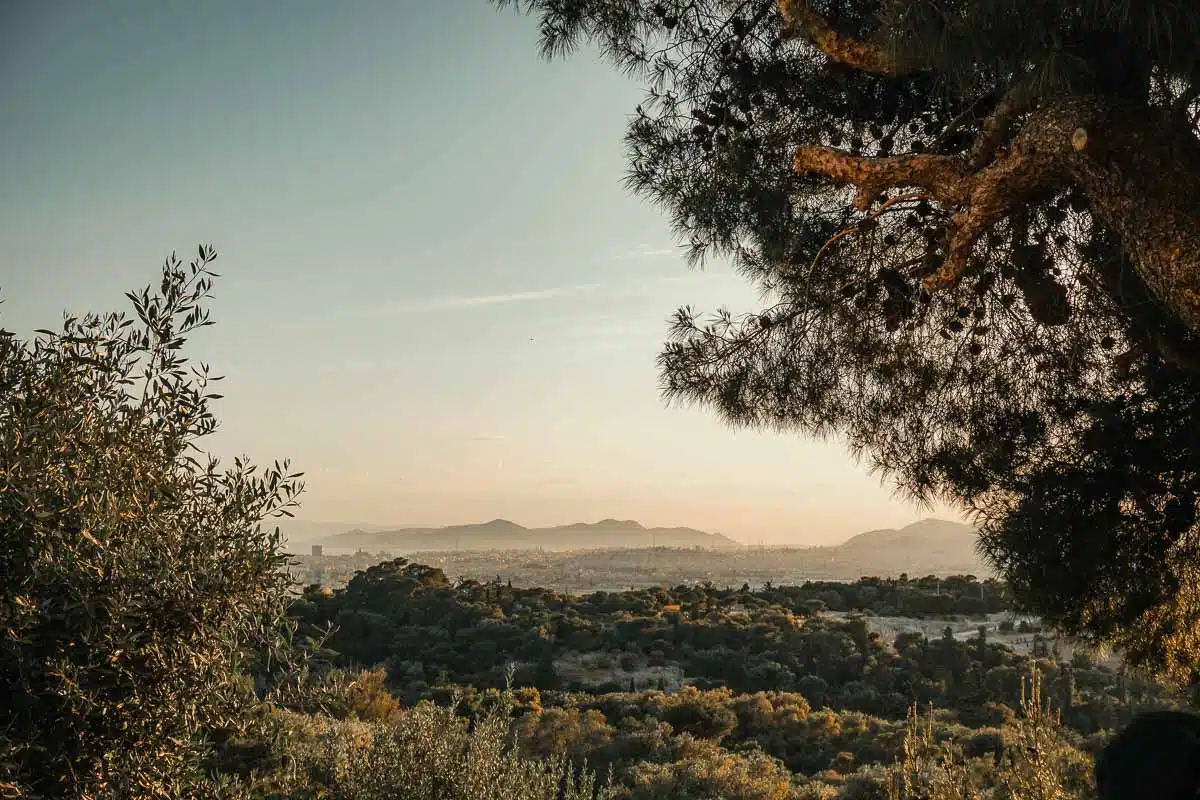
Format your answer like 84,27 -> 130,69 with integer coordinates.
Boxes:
317,518 -> 741,552
299,516 -> 987,576
831,518 -> 987,575
270,519 -> 403,546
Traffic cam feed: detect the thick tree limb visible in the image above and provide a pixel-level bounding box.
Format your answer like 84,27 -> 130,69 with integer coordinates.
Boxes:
793,94 -> 1200,335
778,0 -> 902,76
793,149 -> 969,211
794,137 -> 1062,291
928,148 -> 1063,290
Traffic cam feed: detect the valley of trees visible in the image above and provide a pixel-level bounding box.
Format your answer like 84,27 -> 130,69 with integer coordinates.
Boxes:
148,542 -> 1200,798
5,0 -> 1200,796
246,555 -> 1180,798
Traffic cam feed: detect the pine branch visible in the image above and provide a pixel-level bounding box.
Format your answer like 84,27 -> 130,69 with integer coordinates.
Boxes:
777,0 -> 905,76
793,93 -> 1200,336
794,104 -> 1081,293
792,148 -> 969,212
927,142 -> 1063,290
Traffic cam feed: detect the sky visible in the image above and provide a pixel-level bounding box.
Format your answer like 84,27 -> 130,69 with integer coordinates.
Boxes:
0,1 -> 965,545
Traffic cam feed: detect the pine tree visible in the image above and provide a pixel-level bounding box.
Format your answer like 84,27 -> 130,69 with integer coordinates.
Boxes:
494,0 -> 1200,680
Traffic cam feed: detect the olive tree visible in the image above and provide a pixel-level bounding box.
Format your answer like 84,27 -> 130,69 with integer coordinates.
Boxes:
0,246 -> 304,798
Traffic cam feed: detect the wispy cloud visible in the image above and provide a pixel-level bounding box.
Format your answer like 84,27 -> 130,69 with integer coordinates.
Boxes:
639,273 -> 697,287
270,246 -> 704,337
369,283 -> 601,316
469,434 -> 507,442
610,244 -> 679,262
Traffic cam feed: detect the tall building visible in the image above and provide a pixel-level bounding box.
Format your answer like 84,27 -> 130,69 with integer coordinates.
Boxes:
311,544 -> 323,557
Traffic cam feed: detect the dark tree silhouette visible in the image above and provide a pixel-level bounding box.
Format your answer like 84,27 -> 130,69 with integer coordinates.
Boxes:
493,0 -> 1200,679
1094,710 -> 1200,800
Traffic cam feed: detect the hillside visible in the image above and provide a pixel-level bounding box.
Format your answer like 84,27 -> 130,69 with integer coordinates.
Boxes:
302,517 -> 987,575
318,518 -> 742,552
271,519 -> 402,545
831,518 -> 987,575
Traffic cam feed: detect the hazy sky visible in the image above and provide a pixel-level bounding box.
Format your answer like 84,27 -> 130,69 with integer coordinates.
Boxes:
1,1 -> 963,545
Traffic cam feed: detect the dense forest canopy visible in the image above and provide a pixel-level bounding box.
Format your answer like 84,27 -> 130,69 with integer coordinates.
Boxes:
493,0 -> 1200,681
278,555 -> 1186,797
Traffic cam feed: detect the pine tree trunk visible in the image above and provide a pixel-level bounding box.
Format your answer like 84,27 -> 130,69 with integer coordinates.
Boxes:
1060,96 -> 1200,336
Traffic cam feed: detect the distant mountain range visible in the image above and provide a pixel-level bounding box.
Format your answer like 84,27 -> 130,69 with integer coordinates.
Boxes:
270,519 -> 401,545
287,516 -> 983,572
312,518 -> 741,552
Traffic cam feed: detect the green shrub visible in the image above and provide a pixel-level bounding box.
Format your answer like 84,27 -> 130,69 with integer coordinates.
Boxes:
885,671 -> 1093,800
268,690 -> 612,800
624,742 -> 797,799
341,669 -> 404,724
0,246 -> 304,798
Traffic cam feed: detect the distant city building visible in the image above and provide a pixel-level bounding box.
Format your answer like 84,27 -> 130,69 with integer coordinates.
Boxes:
311,544 -> 323,557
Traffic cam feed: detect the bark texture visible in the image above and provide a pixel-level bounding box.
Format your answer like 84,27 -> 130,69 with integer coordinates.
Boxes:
778,0 -> 901,75
1067,100 -> 1200,337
